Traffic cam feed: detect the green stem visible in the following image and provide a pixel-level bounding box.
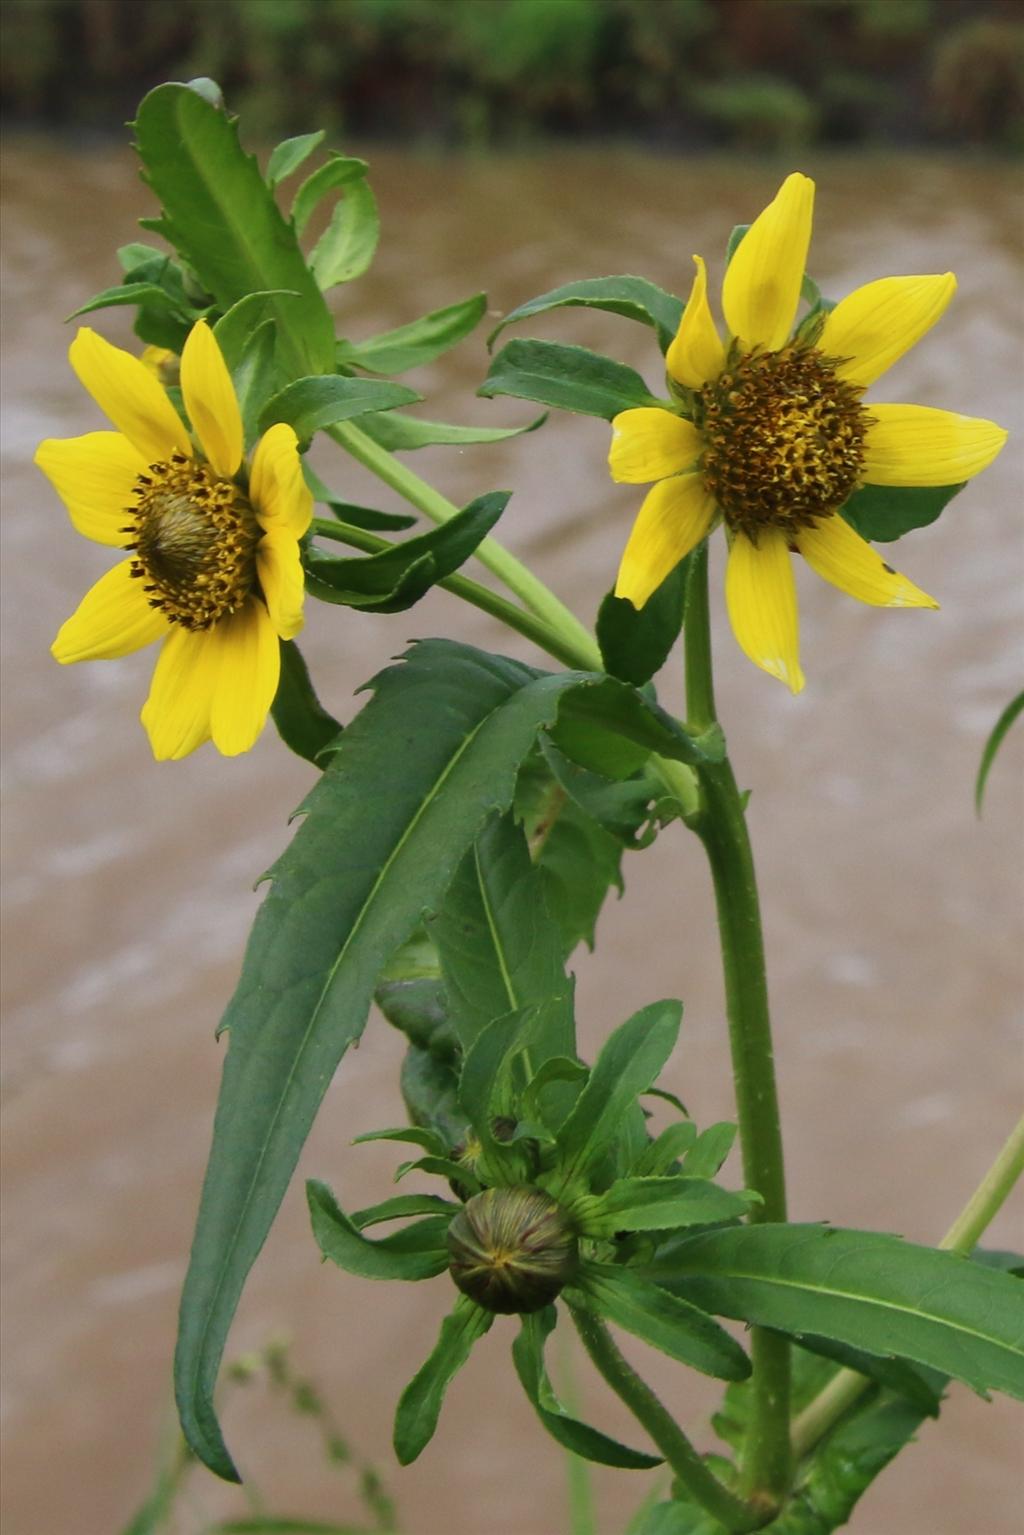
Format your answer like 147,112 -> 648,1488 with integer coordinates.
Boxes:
685,546 -> 791,1509
569,1307 -> 765,1532
328,420 -> 602,667
790,1111 -> 1024,1461
684,542 -> 717,733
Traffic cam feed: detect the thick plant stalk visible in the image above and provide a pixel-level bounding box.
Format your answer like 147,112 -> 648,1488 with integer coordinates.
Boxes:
685,542 -> 792,1510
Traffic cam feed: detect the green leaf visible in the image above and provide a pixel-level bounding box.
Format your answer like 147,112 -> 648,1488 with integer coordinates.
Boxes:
512,1308 -> 662,1469
311,176 -> 379,289
975,691 -> 1024,815
393,1298 -> 492,1464
303,462 -> 417,529
291,152 -> 367,236
231,321 -> 280,451
569,1264 -> 750,1381
840,481 -> 965,542
259,375 -> 420,439
539,743 -> 660,847
428,811 -> 573,1054
265,130 -> 326,188
350,1193 -> 457,1228
212,291 -> 300,374
581,1176 -> 754,1236
487,276 -> 684,354
553,1001 -> 682,1190
358,409 -> 547,451
374,929 -> 457,1060
68,280 -> 191,323
400,1045 -> 466,1145
304,491 -> 510,614
351,1126 -> 446,1154
788,1334 -> 943,1416
630,1121 -> 698,1177
457,1009 -> 524,1137
596,557 -> 690,687
480,339 -> 661,420
665,1224 -> 1024,1400
270,639 -> 343,767
133,84 -> 335,379
551,677 -> 719,778
173,640 -> 643,1479
338,294 -> 487,374
307,1181 -> 450,1281
681,1122 -> 737,1179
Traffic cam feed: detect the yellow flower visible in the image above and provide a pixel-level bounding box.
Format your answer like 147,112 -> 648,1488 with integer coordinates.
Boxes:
609,173 -> 1008,692
37,320 -> 312,759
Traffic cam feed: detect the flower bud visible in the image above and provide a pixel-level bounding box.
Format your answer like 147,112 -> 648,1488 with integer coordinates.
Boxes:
446,1186 -> 578,1314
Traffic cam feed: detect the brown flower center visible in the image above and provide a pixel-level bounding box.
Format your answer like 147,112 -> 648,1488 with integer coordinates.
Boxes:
697,344 -> 869,542
122,452 -> 259,630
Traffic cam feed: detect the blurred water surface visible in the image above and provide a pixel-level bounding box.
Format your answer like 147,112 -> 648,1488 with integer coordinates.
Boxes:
2,140 -> 1022,1535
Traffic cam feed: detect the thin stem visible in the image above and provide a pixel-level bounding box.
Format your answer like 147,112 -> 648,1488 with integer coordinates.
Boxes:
685,548 -> 791,1508
328,420 -> 602,667
310,517 -> 593,671
684,541 -> 716,733
569,1306 -> 765,1532
940,1112 -> 1024,1256
791,1111 -> 1024,1461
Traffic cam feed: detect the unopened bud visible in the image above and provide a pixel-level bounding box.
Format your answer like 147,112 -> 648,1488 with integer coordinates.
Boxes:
446,1186 -> 578,1314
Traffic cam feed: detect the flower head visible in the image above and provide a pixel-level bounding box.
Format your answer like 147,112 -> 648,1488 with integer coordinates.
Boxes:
610,173 -> 1008,691
37,321 -> 312,758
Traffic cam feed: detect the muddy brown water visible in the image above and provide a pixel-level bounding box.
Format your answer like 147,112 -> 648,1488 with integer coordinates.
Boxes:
2,141 -> 1023,1535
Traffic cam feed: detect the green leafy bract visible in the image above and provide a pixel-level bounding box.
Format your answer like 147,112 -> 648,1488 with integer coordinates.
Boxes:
512,1308 -> 662,1469
265,130 -> 326,188
133,84 -> 335,379
337,294 -> 487,374
487,276 -> 684,354
568,1265 -> 750,1381
583,1176 -> 754,1235
306,1181 -> 449,1281
480,339 -> 661,419
304,491 -> 510,613
663,1224 -> 1024,1400
552,1001 -> 682,1191
290,153 -> 379,289
269,640 -> 343,767
393,1298 -> 492,1464
597,556 -> 690,687
840,482 -> 965,542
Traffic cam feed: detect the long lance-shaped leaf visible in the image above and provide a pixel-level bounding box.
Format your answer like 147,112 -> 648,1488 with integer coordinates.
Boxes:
663,1224 -> 1024,1401
428,809 -> 574,1054
175,642 -> 707,1479
568,1264 -> 750,1381
133,84 -> 335,379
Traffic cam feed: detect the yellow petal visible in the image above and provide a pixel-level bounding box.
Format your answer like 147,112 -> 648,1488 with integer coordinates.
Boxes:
820,274 -> 957,388
209,600 -> 281,757
796,514 -> 938,608
608,408 -> 702,484
722,173 -> 815,354
142,602 -> 281,760
69,327 -> 191,465
666,255 -> 726,389
141,626 -> 219,761
615,472 -> 716,608
862,404 -> 1008,486
52,559 -> 168,663
250,422 -> 313,538
258,529 -> 306,640
180,320 -> 243,478
724,531 -> 805,693
35,431 -> 146,546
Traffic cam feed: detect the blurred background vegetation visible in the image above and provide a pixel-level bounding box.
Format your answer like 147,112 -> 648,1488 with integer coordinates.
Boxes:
2,0 -> 1022,151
